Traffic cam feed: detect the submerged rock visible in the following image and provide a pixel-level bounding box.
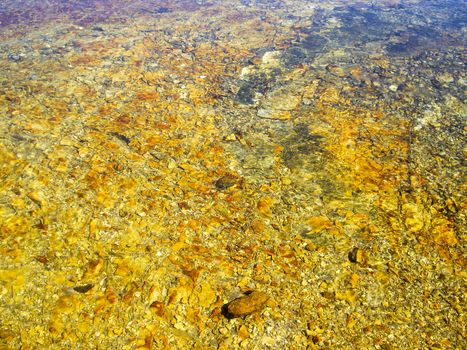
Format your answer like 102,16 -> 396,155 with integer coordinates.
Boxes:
214,174 -> 239,190
222,290 -> 270,319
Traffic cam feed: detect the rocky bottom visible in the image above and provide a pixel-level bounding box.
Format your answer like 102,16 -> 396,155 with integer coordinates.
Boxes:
0,0 -> 465,349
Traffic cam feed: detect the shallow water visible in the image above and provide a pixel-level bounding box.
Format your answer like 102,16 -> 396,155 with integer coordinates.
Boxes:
0,1 -> 465,349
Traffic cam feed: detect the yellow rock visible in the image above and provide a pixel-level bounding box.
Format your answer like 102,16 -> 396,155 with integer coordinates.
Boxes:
261,336 -> 276,346
303,80 -> 319,100
257,197 -> 274,215
171,241 -> 186,252
83,258 -> 103,279
238,325 -> 249,340
48,317 -> 64,336
374,271 -> 390,285
432,219 -> 458,246
225,133 -> 237,141
307,216 -> 333,233
350,273 -> 360,288
55,294 -> 80,314
0,269 -> 25,287
59,136 -> 75,146
27,190 -> 45,207
10,196 -> 26,210
197,282 -> 217,308
348,312 -> 361,330
237,276 -> 250,288
402,203 -> 426,233
78,146 -> 91,157
335,290 -> 357,304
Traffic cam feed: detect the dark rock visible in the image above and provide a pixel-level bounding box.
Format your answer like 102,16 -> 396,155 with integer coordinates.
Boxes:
7,53 -> 24,62
300,34 -> 327,51
348,247 -> 359,263
109,132 -> 131,144
282,47 -> 308,68
348,247 -> 365,264
235,72 -> 272,105
156,7 -> 171,14
73,284 -> 94,293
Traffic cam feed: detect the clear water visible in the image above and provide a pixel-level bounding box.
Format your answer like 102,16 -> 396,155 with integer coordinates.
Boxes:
0,1 -> 465,349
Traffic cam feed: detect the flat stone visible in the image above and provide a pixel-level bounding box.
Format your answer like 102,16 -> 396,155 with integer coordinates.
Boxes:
222,291 -> 269,319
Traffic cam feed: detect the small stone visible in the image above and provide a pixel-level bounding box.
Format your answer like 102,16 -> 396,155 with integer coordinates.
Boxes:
307,216 -> 333,233
224,133 -> 237,141
388,84 -> 399,92
8,53 -> 24,62
238,325 -> 249,339
348,247 -> 365,264
349,67 -> 363,80
215,175 -> 238,190
219,327 -> 229,336
167,158 -> 176,169
346,313 -> 357,328
402,203 -> 425,233
261,51 -> 281,68
27,190 -> 45,207
326,64 -> 347,77
150,301 -> 166,318
436,72 -> 454,84
73,284 -> 94,293
321,291 -> 335,300
156,7 -> 170,13
350,273 -> 360,288
197,282 -> 217,307
335,290 -> 356,303
222,291 -> 269,319
261,336 -> 276,346
34,255 -> 49,264
0,328 -> 15,342
257,197 -> 274,215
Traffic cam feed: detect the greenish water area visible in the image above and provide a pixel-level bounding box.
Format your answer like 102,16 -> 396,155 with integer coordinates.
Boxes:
0,1 -> 465,349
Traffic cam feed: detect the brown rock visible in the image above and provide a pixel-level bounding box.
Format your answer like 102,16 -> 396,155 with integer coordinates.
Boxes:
150,301 -> 166,318
222,291 -> 269,319
214,174 -> 238,190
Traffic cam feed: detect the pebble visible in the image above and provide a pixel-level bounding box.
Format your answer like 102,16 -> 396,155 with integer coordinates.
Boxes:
7,53 -> 24,62
281,177 -> 292,185
222,291 -> 269,319
214,175 -> 238,190
73,284 -> 94,293
348,247 -> 365,264
326,64 -> 347,77
27,191 -> 45,207
436,72 -> 454,84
